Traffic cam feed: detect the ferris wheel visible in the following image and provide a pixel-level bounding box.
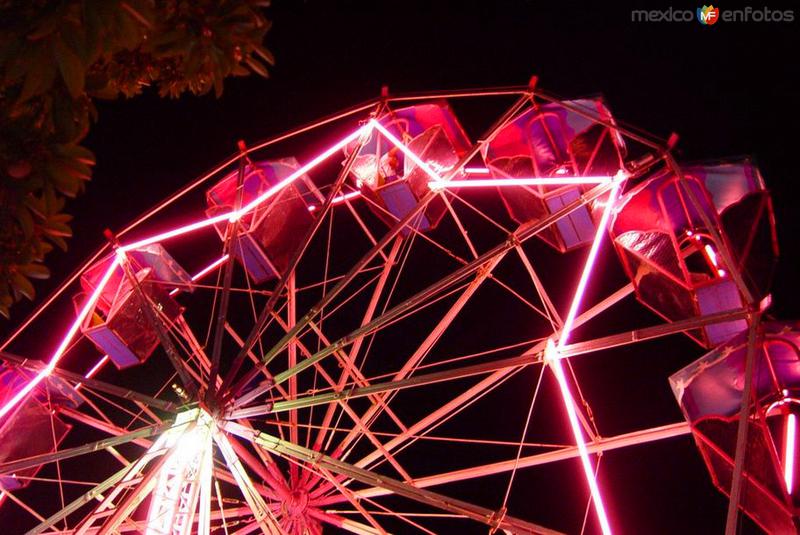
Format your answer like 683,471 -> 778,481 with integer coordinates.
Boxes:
0,80 -> 790,534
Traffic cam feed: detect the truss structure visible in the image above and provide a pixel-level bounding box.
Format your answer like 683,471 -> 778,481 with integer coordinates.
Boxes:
0,82 -> 775,534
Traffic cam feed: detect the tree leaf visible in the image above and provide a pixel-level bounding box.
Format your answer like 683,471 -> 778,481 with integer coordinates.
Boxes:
16,44 -> 58,104
245,57 -> 269,77
18,263 -> 50,280
46,234 -> 69,252
11,272 -> 36,301
54,36 -> 86,98
57,143 -> 96,166
252,43 -> 275,66
45,160 -> 83,197
16,205 -> 35,239
43,219 -> 73,237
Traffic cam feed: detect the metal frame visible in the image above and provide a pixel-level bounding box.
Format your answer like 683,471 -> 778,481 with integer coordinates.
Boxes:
0,83 -> 770,534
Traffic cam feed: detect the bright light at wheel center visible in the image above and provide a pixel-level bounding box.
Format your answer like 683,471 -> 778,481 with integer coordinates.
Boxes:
146,409 -> 214,535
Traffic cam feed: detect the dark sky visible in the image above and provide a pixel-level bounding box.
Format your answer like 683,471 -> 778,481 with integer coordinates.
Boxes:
3,2 -> 800,534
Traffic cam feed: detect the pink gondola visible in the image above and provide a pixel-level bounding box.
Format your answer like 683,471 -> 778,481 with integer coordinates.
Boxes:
77,245 -> 190,369
346,102 -> 471,233
671,321 -> 800,533
610,159 -> 778,347
206,158 -> 320,283
482,98 -> 626,251
0,364 -> 80,491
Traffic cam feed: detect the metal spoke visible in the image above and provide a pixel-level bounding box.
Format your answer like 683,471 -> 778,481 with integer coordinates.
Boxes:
317,422 -> 692,503
0,351 -> 178,412
208,145 -> 249,401
226,94 -> 532,400
724,311 -> 761,534
0,421 -> 174,477
228,423 -> 564,535
219,112 -> 380,395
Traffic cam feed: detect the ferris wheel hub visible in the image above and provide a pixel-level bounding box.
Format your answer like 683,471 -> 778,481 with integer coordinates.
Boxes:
284,488 -> 310,517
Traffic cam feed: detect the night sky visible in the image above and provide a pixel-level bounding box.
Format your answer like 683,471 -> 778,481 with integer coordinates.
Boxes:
2,2 -> 799,534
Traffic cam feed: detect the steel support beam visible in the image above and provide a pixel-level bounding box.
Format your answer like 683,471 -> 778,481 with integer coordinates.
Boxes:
317,422 -> 692,503
0,351 -> 177,412
228,423 -> 563,535
558,307 -> 751,358
226,94 -> 533,400
0,421 -> 173,477
724,312 -> 761,534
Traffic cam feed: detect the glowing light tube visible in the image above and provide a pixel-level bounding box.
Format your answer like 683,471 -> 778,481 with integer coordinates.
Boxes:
369,120 -> 445,183
121,212 -> 233,253
0,258 -> 120,420
547,182 -> 622,535
428,176 -> 613,190
464,167 -> 490,174
191,254 -> 231,282
238,125 -> 369,215
74,354 -> 111,392
557,183 -> 621,348
786,413 -> 796,494
548,347 -> 613,535
308,191 -> 362,212
2,125 -> 371,421
122,125 -> 370,252
84,354 -> 109,379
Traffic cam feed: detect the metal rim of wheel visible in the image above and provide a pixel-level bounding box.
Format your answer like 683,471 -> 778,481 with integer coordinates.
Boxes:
0,83 -> 778,534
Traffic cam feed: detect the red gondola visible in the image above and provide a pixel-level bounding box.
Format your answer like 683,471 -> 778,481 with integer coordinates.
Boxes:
610,159 -> 778,347
671,321 -> 800,533
346,102 -> 471,233
482,98 -> 626,251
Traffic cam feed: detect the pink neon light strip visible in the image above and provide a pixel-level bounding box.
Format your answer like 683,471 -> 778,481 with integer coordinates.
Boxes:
169,254 -> 231,297
464,166 -> 490,174
548,182 -> 622,535
369,120 -> 445,183
557,182 -> 621,349
120,212 -> 232,254
308,191 -> 361,212
547,355 -> 612,534
0,258 -> 120,420
786,413 -> 796,494
428,176 -> 612,190
74,354 -> 111,392
122,126 -> 369,253
703,244 -> 726,277
84,354 -> 109,379
1,126 -> 371,420
191,254 -> 231,282
238,127 -> 368,215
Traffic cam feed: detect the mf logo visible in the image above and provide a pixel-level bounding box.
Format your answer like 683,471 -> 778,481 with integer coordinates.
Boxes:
697,5 -> 720,25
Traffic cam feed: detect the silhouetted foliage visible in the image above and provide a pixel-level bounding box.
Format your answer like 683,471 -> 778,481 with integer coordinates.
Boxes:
0,0 -> 273,318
